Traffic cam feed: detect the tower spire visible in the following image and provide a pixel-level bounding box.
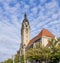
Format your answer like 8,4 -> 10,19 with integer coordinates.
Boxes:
24,13 -> 27,19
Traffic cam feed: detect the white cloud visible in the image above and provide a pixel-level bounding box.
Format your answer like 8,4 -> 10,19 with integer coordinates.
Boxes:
30,0 -> 60,38
31,7 -> 38,14
0,16 -> 20,61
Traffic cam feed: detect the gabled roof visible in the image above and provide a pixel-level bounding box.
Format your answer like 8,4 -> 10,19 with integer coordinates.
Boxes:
39,29 -> 55,38
27,29 -> 55,47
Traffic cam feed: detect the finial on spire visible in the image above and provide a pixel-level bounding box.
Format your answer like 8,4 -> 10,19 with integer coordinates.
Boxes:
24,13 -> 27,19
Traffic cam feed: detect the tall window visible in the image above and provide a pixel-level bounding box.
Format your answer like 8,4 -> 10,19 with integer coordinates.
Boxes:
26,28 -> 28,33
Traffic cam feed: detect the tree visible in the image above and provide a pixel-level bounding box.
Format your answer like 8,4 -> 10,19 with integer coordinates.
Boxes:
26,38 -> 60,63
20,55 -> 25,63
5,59 -> 13,63
48,38 -> 60,63
14,54 -> 19,63
26,44 -> 51,63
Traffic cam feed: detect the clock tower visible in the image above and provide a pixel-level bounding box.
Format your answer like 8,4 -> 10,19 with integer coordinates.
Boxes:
21,13 -> 30,55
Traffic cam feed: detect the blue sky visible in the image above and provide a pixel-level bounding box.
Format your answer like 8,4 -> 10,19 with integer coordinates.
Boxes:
0,0 -> 60,62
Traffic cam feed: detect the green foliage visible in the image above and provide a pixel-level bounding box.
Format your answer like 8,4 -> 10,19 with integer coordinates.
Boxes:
26,38 -> 60,63
48,38 -> 60,63
20,55 -> 24,63
26,46 -> 51,62
5,59 -> 13,63
14,55 -> 19,63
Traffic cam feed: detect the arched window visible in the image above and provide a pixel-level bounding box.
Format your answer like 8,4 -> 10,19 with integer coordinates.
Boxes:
26,25 -> 27,27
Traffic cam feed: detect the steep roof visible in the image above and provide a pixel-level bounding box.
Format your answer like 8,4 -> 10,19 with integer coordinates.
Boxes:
27,29 -> 55,47
38,29 -> 55,38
